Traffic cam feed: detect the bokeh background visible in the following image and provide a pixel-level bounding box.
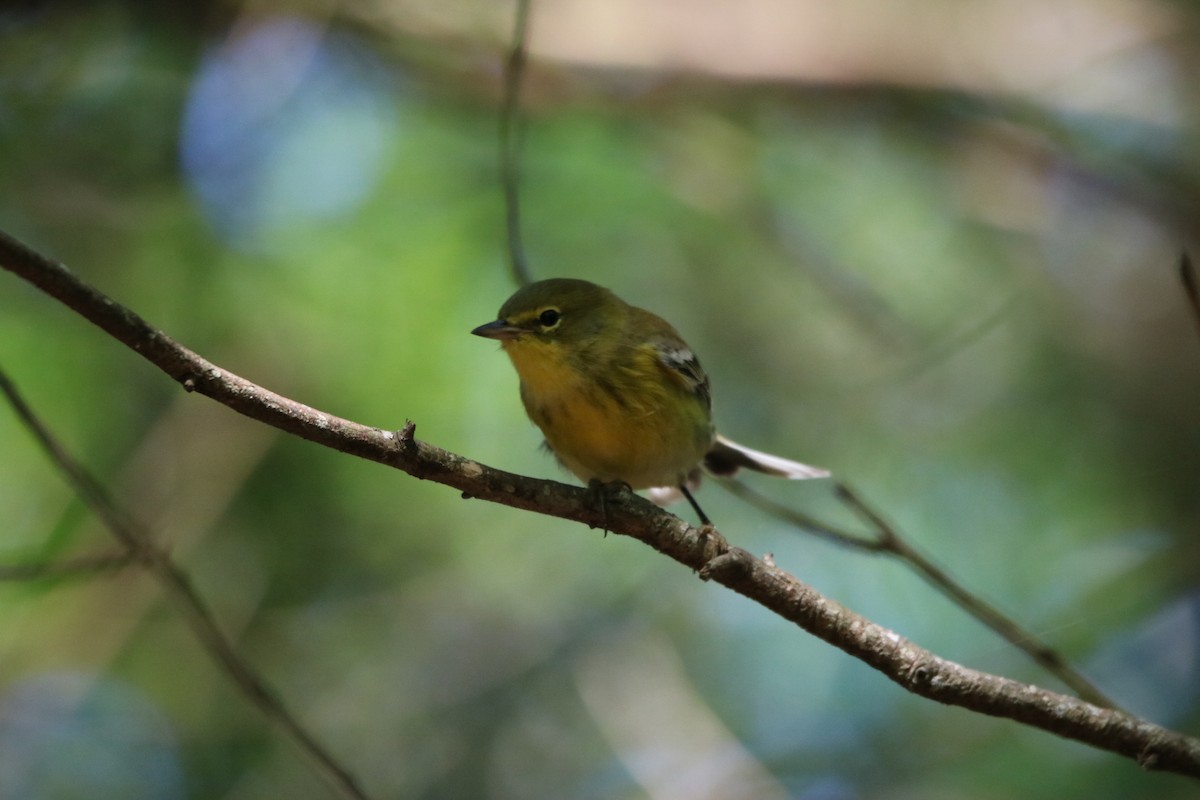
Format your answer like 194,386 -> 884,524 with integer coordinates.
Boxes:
2,1 -> 1199,798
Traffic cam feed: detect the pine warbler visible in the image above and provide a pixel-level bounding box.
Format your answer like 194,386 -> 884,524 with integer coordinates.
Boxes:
472,278 -> 829,524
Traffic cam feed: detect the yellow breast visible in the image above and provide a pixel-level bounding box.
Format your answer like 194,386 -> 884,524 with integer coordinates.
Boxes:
502,337 -> 711,489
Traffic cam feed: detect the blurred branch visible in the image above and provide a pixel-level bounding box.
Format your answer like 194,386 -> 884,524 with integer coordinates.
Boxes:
0,551 -> 132,581
721,478 -> 1118,710
500,0 -> 533,287
1183,252 -> 1200,342
4,229 -> 1200,779
0,365 -> 373,800
835,483 -> 1119,708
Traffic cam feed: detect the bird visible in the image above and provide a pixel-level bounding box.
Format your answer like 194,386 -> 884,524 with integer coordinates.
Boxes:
472,278 -> 829,525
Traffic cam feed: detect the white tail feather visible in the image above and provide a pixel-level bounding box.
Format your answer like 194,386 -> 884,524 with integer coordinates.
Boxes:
706,434 -> 830,479
649,435 -> 829,508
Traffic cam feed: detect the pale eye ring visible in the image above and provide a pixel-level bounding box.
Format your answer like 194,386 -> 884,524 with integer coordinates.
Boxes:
538,308 -> 561,328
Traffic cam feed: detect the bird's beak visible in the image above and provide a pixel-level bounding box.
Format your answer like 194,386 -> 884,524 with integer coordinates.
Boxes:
471,319 -> 524,340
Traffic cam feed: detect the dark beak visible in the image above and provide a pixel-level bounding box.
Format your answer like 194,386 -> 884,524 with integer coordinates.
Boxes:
471,319 -> 524,340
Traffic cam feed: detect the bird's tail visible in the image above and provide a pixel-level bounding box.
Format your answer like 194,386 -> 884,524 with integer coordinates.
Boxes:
703,434 -> 830,479
648,435 -> 828,508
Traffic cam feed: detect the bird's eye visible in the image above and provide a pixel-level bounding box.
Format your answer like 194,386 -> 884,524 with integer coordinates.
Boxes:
538,308 -> 561,328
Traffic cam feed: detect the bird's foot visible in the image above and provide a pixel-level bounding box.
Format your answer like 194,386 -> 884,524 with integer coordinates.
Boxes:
586,478 -> 632,535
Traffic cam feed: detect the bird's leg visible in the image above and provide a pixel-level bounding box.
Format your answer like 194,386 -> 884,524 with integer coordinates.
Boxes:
678,484 -> 712,528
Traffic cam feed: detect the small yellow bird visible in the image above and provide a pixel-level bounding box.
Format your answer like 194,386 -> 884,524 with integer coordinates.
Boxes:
472,278 -> 829,524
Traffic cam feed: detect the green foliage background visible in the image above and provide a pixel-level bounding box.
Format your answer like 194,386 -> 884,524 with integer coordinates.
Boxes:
1,2 -> 1198,798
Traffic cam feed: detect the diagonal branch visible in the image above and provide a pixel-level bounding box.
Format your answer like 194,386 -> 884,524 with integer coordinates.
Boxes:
720,478 -> 1118,710
1183,252 -> 1200,342
833,482 -> 1119,709
2,227 -> 1200,778
0,365 -> 373,800
0,551 -> 133,581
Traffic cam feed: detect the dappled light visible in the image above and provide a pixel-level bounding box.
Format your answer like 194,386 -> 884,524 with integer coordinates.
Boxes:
2,1 -> 1199,798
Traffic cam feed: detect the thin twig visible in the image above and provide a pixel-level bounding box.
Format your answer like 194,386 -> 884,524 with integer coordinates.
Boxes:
0,551 -> 133,581
0,367 -> 373,800
1182,252 -> 1200,341
719,478 -> 884,551
722,477 -> 1117,709
834,482 -> 1119,711
3,229 -> 1199,778
500,0 -> 534,286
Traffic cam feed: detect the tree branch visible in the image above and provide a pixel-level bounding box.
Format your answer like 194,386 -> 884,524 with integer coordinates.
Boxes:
499,0 -> 534,287
0,364 -> 372,800
3,227 -> 1199,778
0,551 -> 133,581
1183,252 -> 1200,342
720,477 -> 1119,710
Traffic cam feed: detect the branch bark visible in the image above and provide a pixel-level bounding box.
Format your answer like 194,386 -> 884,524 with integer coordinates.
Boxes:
3,227 -> 1199,779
